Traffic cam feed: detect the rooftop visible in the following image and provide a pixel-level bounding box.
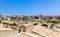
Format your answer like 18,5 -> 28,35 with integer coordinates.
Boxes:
0,25 -> 13,30
14,32 -> 42,37
32,25 -> 60,37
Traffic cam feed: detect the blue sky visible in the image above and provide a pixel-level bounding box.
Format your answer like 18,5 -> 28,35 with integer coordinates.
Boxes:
0,0 -> 60,16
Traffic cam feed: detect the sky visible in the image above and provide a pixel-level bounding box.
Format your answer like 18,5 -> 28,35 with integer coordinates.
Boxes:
0,0 -> 60,16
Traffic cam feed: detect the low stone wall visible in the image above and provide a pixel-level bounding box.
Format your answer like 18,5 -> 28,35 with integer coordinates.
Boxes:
0,30 -> 18,37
